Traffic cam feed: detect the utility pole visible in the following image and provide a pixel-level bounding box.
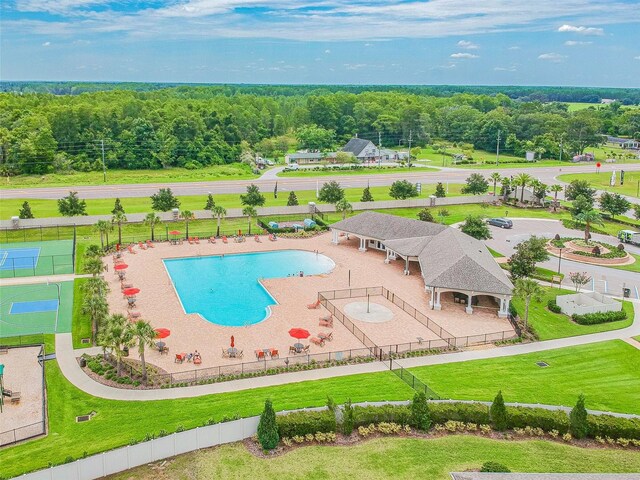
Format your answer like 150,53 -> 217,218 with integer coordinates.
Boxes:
407,129 -> 412,169
378,131 -> 382,168
101,139 -> 107,183
495,129 -> 501,166
558,138 -> 563,162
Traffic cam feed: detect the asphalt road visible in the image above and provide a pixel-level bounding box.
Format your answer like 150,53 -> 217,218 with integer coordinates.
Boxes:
2,163 -> 640,200
484,219 -> 640,299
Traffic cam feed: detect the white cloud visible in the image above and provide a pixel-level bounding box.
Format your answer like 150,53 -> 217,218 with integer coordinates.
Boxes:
451,52 -> 478,59
538,52 -> 566,62
564,40 -> 592,46
494,65 -> 517,72
42,41 -> 51,46
324,49 -> 331,54
558,24 -> 604,36
457,40 -> 479,49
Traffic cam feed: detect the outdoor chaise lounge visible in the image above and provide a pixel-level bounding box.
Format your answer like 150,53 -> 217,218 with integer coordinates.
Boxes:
310,337 -> 325,347
138,242 -> 147,250
307,299 -> 321,309
222,236 -> 228,243
319,317 -> 333,327
318,332 -> 333,342
209,236 -> 216,243
146,240 -> 155,248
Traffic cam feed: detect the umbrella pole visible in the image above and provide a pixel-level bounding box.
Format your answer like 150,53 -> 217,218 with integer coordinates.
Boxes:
367,294 -> 370,313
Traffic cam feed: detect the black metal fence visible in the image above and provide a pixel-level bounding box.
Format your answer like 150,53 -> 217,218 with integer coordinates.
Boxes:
0,225 -> 75,243
388,358 -> 440,399
0,254 -> 74,278
0,345 -> 47,446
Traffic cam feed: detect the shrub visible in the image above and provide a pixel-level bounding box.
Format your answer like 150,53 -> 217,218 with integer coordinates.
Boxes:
352,405 -> 411,428
506,406 -> 569,434
481,461 -> 511,473
257,399 -> 279,450
430,402 -> 490,425
343,399 -> 355,435
277,410 -> 337,438
490,391 -> 508,431
617,243 -> 625,251
572,310 -> 626,325
570,394 -> 589,439
587,414 -> 640,440
410,392 -> 432,431
547,299 -> 562,313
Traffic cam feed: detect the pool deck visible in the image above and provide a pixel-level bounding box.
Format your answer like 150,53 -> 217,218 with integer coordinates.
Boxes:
103,233 -> 513,373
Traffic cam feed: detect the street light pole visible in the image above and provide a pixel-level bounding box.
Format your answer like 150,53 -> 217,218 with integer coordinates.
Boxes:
557,247 -> 563,275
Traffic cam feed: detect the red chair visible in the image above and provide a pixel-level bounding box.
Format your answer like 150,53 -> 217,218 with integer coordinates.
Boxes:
255,350 -> 265,360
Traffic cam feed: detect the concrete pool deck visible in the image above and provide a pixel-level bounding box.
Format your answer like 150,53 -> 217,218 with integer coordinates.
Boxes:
103,233 -> 513,373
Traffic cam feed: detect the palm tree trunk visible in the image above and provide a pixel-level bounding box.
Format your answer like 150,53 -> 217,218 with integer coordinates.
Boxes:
151,226 -> 155,241
140,347 -> 148,383
520,185 -> 525,203
217,218 -> 221,237
553,193 -> 558,212
116,355 -> 122,377
585,223 -> 590,243
118,224 -> 122,245
524,298 -> 530,331
100,232 -> 104,250
248,217 -> 251,235
106,231 -> 109,248
493,181 -> 497,196
186,223 -> 189,240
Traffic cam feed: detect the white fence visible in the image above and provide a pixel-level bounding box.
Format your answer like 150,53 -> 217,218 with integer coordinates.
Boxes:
15,416 -> 261,480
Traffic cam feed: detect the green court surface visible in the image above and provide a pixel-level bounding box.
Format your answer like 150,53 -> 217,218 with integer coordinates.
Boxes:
0,239 -> 74,278
0,281 -> 73,338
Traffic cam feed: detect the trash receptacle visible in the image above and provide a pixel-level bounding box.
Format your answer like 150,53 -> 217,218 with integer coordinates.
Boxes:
623,288 -> 631,298
11,216 -> 19,228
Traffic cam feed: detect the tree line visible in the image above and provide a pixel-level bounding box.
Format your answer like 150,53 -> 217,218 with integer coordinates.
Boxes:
1,86 -> 638,175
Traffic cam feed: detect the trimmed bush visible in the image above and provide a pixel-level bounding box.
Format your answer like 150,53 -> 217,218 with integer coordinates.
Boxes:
587,414 -> 640,440
410,392 -> 432,431
343,399 -> 354,435
570,394 -> 589,439
547,299 -> 562,313
572,310 -> 626,325
257,399 -> 279,450
430,402 -> 490,425
353,405 -> 411,427
481,461 -> 511,473
277,410 -> 336,438
506,407 -> 569,434
490,391 -> 508,432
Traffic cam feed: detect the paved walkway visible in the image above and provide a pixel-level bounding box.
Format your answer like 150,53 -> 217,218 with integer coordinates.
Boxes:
0,273 -> 91,287
54,298 -> 640,402
623,337 -> 640,350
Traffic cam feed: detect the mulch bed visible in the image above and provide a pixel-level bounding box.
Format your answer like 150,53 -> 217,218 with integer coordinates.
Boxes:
79,355 -> 168,390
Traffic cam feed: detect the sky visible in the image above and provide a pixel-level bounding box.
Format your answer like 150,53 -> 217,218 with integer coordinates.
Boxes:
1,0 -> 639,87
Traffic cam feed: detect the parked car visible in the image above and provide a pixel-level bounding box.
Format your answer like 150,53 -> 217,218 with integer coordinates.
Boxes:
487,218 -> 513,229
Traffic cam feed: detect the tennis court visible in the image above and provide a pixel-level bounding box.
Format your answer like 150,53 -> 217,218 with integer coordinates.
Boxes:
0,282 -> 73,337
0,240 -> 74,278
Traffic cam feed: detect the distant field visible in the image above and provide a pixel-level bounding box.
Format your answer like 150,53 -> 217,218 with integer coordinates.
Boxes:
565,102 -> 640,112
558,171 -> 640,198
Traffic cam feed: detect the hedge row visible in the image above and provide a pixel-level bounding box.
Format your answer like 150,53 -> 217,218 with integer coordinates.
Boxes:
275,402 -> 640,440
572,310 -> 627,325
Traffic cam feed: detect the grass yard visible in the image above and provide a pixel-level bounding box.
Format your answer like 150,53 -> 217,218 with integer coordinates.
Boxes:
411,340 -> 640,414
511,287 -> 634,340
558,171 -> 640,198
0,363 -> 413,478
0,164 -> 258,189
108,436 -> 640,480
277,166 -> 438,177
1,184 -> 467,219
72,278 -> 93,349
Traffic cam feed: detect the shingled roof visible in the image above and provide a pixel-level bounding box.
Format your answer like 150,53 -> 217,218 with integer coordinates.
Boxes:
331,212 -> 513,296
342,138 -> 375,156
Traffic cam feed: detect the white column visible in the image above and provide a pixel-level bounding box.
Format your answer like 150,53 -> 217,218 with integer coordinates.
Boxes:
384,249 -> 391,264
358,237 -> 367,252
433,289 -> 442,310
465,292 -> 474,314
331,229 -> 339,244
403,257 -> 410,275
498,297 -> 510,318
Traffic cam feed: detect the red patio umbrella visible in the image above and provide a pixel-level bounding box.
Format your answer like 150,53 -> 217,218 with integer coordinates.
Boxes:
230,335 -> 235,348
155,328 -> 171,339
169,230 -> 181,236
114,264 -> 128,271
288,328 -> 310,340
122,287 -> 140,296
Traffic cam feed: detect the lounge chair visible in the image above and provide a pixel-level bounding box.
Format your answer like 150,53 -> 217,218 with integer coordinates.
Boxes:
188,237 -> 194,245
310,337 -> 324,347
307,299 -> 321,309
193,353 -> 202,365
255,235 -> 261,243
289,346 -> 297,355
209,236 -> 216,244
127,311 -> 141,320
318,332 -> 333,342
175,353 -> 186,363
127,245 -> 137,254
194,237 -> 200,244
121,281 -> 133,290
138,242 -> 147,250
302,345 -> 310,354
146,240 -> 155,248
222,236 -> 228,244
270,349 -> 279,359
269,234 -> 277,241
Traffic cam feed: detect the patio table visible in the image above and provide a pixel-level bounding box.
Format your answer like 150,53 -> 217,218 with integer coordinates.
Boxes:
228,347 -> 238,358
293,342 -> 304,352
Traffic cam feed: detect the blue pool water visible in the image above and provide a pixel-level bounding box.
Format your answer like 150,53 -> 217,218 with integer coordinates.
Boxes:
163,250 -> 334,326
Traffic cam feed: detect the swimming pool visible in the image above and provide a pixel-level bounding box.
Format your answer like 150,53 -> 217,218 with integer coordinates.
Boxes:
163,250 -> 334,326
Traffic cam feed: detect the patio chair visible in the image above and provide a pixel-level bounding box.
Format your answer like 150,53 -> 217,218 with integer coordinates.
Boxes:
318,332 -> 333,342
146,240 -> 155,248
307,299 -> 321,309
10,392 -> 21,404
302,345 -> 310,354
222,348 -> 230,358
237,350 -> 243,358
194,237 -> 200,244
160,346 -> 169,355
120,282 -> 133,290
270,349 -> 279,359
289,346 -> 297,355
319,318 -> 333,328
209,236 -> 216,244
188,237 -> 194,245
138,242 -> 147,250
255,235 -> 261,243
175,353 -> 186,363
127,311 -> 141,320
256,350 -> 265,360
222,236 -> 228,244
310,337 -> 324,347
193,353 -> 202,365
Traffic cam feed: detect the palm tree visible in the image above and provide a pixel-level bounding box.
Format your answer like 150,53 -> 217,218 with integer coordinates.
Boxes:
489,172 -> 502,196
82,293 -> 109,342
211,205 -> 227,237
500,176 -> 511,202
574,209 -> 604,244
242,206 -> 257,235
131,320 -> 157,384
82,277 -> 109,297
180,210 -> 195,239
143,212 -> 161,241
513,173 -> 533,203
513,278 -> 543,332
84,257 -> 105,277
94,220 -> 112,250
549,184 -> 563,212
111,211 -> 127,246
98,314 -> 133,377
335,198 -> 353,220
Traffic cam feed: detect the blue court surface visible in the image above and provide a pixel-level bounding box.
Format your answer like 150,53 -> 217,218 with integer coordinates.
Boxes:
0,247 -> 41,271
9,299 -> 59,315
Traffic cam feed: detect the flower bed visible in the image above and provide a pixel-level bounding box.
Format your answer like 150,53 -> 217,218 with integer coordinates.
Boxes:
547,238 -> 632,265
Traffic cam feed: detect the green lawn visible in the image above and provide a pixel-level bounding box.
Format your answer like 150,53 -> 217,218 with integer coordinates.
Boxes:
411,340 -> 640,414
277,166 -> 438,177
109,436 -> 640,480
0,363 -> 413,478
0,164 -> 258,189
558,171 -> 640,198
512,287 -> 634,340
1,184 -> 466,220
72,278 -> 93,349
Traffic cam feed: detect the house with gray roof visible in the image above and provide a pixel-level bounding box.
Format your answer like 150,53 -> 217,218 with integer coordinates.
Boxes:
342,138 -> 378,160
330,211 -> 513,317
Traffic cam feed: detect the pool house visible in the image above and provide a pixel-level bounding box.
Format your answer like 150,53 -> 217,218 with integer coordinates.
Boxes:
330,212 -> 513,317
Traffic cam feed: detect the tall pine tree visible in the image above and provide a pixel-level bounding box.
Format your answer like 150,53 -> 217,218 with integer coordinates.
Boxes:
19,201 -> 34,219
287,191 -> 299,206
204,193 -> 215,210
361,186 -> 374,202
